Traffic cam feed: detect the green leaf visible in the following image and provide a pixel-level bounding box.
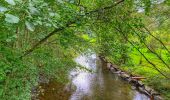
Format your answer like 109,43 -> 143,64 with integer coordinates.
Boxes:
49,12 -> 55,17
15,0 -> 22,3
5,14 -> 20,23
0,6 -> 8,12
5,0 -> 16,5
25,21 -> 35,31
57,0 -> 64,3
29,6 -> 39,15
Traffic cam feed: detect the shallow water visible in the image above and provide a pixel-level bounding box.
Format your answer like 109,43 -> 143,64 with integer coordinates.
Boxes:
69,54 -> 150,100
37,54 -> 150,100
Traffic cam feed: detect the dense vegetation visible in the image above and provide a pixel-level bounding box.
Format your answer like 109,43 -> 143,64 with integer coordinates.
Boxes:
0,0 -> 170,100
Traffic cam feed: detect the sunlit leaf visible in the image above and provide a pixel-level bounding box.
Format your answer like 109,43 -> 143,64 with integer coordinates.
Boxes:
29,5 -> 39,15
49,12 -> 55,17
5,0 -> 16,5
25,21 -> 35,31
0,6 -> 8,12
57,0 -> 64,3
6,38 -> 12,42
5,14 -> 20,23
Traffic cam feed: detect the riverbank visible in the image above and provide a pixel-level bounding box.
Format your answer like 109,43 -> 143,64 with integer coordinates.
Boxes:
99,56 -> 163,100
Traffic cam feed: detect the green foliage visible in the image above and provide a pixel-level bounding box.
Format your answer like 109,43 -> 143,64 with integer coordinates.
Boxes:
0,0 -> 86,99
5,0 -> 16,5
5,14 -> 19,23
0,0 -> 170,99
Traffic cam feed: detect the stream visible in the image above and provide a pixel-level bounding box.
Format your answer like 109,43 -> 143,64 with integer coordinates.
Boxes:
37,54 -> 150,100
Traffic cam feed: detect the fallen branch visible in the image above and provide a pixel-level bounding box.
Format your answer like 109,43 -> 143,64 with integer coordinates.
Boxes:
131,77 -> 146,80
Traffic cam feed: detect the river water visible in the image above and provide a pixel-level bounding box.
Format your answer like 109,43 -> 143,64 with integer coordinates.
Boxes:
69,54 -> 150,100
37,54 -> 150,100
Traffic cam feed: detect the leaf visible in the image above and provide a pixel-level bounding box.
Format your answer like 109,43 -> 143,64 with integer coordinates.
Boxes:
0,6 -> 8,12
25,21 -> 35,31
69,0 -> 75,4
15,0 -> 22,3
5,0 -> 16,5
6,38 -> 11,42
55,13 -> 61,19
57,0 -> 64,3
29,6 -> 39,15
49,12 -> 55,17
5,14 -> 20,23
12,34 -> 17,38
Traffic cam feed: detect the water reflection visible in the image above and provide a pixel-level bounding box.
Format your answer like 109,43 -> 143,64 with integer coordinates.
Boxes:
70,54 -> 149,100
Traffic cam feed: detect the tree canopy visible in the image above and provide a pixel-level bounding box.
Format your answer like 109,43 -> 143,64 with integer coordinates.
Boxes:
0,0 -> 170,99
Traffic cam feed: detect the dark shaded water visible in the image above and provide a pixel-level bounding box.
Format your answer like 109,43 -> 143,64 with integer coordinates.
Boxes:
69,54 -> 149,100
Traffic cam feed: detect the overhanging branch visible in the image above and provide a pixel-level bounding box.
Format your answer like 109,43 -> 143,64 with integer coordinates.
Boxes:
114,26 -> 170,79
21,0 -> 124,58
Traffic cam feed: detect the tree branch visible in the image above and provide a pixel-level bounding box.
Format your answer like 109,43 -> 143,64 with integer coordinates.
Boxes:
114,26 -> 169,79
126,24 -> 170,70
86,0 -> 124,14
143,26 -> 170,55
21,0 -> 124,58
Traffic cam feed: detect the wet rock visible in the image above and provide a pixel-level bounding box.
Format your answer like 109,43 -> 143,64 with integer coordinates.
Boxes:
110,67 -> 116,73
138,81 -> 145,87
145,86 -> 153,94
107,62 -> 112,69
138,86 -> 151,96
154,95 -> 163,100
120,73 -> 130,80
114,70 -> 122,74
100,57 -> 163,100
